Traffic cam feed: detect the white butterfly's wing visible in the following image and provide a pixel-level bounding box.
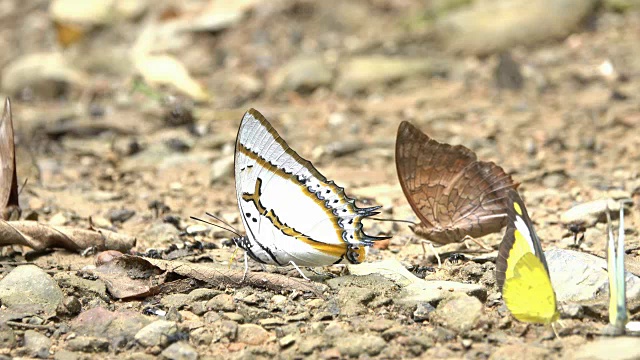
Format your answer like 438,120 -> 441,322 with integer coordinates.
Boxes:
234,109 -> 384,267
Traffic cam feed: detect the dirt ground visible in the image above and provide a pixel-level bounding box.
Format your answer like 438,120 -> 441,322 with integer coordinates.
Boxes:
1,1 -> 639,359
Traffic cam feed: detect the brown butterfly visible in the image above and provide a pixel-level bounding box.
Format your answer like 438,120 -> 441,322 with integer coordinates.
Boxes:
395,121 -> 517,259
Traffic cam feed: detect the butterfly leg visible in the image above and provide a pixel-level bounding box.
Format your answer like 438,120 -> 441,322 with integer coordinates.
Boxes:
462,235 -> 492,250
421,240 -> 442,267
241,251 -> 249,282
289,261 -> 311,281
550,322 -> 559,338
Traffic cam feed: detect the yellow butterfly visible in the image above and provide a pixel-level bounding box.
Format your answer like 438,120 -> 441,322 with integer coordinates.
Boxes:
495,190 -> 559,324
606,201 -> 630,334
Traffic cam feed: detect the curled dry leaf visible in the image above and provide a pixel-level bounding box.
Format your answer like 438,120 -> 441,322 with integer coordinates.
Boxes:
0,98 -> 20,220
91,255 -> 328,299
147,257 -> 328,298
0,220 -> 136,252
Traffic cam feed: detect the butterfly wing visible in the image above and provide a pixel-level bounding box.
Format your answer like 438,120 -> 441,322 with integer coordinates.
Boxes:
0,99 -> 19,220
234,109 -> 384,267
395,121 -> 517,244
607,204 -> 628,330
496,190 -> 559,324
503,252 -> 559,324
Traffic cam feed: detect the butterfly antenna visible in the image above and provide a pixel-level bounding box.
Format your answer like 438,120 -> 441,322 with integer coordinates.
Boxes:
370,217 -> 417,225
190,214 -> 242,238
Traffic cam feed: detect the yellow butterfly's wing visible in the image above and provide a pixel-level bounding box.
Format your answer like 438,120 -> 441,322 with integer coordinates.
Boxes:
607,204 -> 629,330
503,252 -> 559,324
495,190 -> 559,324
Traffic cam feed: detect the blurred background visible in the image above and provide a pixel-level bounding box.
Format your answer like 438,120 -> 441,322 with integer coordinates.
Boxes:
0,0 -> 638,253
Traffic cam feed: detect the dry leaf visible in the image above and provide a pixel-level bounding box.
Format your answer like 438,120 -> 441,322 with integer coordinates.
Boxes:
135,55 -> 209,101
0,98 -> 20,220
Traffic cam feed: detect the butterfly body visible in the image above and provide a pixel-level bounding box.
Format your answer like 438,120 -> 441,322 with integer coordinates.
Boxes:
233,109 -> 385,267
496,190 -> 559,325
395,121 -> 518,245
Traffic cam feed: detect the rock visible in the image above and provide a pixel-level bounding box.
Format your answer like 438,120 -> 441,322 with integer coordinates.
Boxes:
50,0 -> 115,25
54,272 -> 108,300
188,289 -> 221,302
279,334 -> 296,348
209,155 -> 234,184
140,223 -> 181,246
160,341 -> 198,360
436,0 -> 598,55
298,336 -> 323,355
429,293 -> 483,333
53,349 -> 84,360
489,343 -> 552,360
546,249 -> 640,302
236,324 -> 269,345
161,294 -> 190,309
561,198 -> 630,228
271,56 -> 333,93
189,328 -> 212,346
0,265 -> 64,316
605,0 -> 640,12
206,294 -> 236,312
413,302 -> 436,322
71,307 -> 150,344
336,334 -> 386,357
109,209 -> 136,223
65,336 -> 110,352
1,52 -> 88,97
0,326 -> 16,349
349,259 -> 485,306
494,52 -> 524,91
335,56 -> 446,95
134,320 -> 178,348
23,330 -> 51,359
135,55 -> 209,102
571,337 -> 640,359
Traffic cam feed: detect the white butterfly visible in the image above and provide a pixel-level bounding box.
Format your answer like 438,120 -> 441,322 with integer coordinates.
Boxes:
232,109 -> 388,278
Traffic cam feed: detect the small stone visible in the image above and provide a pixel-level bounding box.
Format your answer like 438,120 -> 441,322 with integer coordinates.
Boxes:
160,341 -> 198,360
134,320 -> 178,347
429,293 -> 483,333
369,319 -> 396,332
222,312 -> 244,323
189,328 -> 212,346
188,289 -> 221,302
284,312 -> 309,322
279,334 -> 296,348
58,296 -> 82,317
381,326 -> 407,341
336,334 -> 386,357
298,336 -> 323,354
489,343 -> 552,360
209,156 -> 234,184
236,324 -> 269,345
0,265 -> 64,316
23,330 -> 51,359
271,56 -> 333,93
413,302 -> 436,322
258,318 -> 285,329
161,294 -> 190,309
109,209 -> 136,223
49,212 -> 68,226
0,326 -> 16,349
212,320 -> 238,342
271,295 -> 287,305
561,198 -> 629,227
65,336 -> 110,353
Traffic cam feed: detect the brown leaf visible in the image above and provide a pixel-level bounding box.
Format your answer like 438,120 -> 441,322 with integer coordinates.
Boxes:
0,220 -> 136,252
0,98 -> 20,220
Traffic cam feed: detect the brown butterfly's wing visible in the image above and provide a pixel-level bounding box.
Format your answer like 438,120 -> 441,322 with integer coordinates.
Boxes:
0,98 -> 20,220
396,121 -> 517,245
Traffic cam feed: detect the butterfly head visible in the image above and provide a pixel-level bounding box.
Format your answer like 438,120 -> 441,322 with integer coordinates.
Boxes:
232,235 -> 252,252
345,243 -> 367,264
